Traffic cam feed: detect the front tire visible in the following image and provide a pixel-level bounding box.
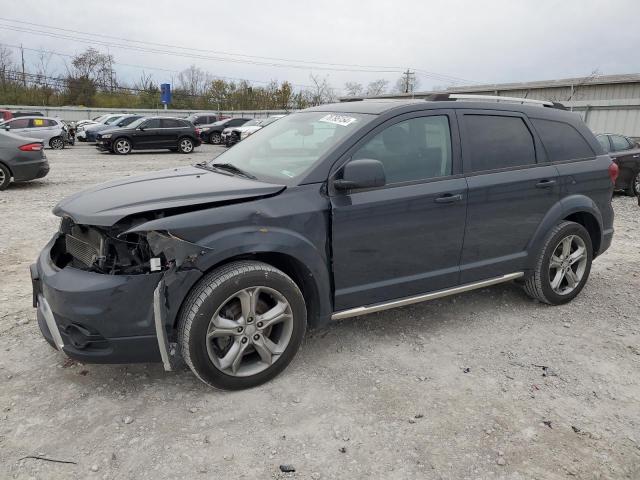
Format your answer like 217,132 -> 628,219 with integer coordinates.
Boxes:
524,221 -> 593,305
209,132 -> 222,144
113,138 -> 132,155
49,137 -> 64,150
178,261 -> 307,390
0,163 -> 11,190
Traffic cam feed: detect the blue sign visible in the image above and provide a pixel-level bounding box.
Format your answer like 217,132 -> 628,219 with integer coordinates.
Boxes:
160,83 -> 171,105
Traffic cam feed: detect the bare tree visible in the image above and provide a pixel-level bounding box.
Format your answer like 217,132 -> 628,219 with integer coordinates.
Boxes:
344,81 -> 364,97
366,79 -> 388,96
69,47 -> 116,90
0,45 -> 15,83
308,74 -> 336,106
393,75 -> 420,94
178,65 -> 210,96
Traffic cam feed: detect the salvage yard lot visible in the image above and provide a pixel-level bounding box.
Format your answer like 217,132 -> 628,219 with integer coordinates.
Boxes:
1,143 -> 639,479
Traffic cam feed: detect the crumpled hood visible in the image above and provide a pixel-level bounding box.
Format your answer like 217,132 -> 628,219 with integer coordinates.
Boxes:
53,166 -> 285,226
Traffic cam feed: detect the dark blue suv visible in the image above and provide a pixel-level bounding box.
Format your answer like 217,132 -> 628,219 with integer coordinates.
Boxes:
31,96 -> 615,390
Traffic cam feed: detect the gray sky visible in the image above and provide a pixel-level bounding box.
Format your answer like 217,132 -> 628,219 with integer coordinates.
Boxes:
1,0 -> 639,94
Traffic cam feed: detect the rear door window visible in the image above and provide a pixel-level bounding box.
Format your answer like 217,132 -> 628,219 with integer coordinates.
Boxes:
161,119 -> 182,128
610,135 -> 632,152
463,114 -> 536,172
531,118 -> 594,161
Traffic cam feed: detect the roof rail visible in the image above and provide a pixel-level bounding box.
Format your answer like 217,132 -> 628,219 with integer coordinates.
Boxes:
425,93 -> 566,109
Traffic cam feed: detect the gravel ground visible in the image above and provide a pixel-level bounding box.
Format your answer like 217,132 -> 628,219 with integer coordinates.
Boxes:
1,143 -> 639,480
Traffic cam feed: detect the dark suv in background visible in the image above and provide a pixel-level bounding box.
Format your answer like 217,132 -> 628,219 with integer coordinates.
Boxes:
199,117 -> 251,144
185,113 -> 227,126
596,133 -> 640,196
96,117 -> 201,154
33,95 -> 614,390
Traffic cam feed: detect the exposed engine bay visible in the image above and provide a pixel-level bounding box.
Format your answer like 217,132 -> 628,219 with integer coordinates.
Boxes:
51,217 -> 203,275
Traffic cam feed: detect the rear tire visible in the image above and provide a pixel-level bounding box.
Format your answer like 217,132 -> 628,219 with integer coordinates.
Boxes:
626,171 -> 640,196
0,163 -> 11,190
178,261 -> 307,390
524,221 -> 592,305
49,137 -> 64,150
177,137 -> 194,153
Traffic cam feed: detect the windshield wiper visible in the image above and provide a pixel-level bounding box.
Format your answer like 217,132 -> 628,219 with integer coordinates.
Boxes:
209,162 -> 257,179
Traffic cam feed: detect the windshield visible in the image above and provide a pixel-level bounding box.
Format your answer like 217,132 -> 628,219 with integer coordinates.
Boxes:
117,116 -> 140,127
126,117 -> 148,129
207,111 -> 370,182
105,115 -> 123,125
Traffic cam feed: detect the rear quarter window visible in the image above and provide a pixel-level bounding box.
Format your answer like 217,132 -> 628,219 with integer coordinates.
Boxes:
531,118 -> 594,161
463,114 -> 536,172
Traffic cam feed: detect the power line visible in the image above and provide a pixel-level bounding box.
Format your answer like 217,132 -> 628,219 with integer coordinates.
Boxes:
0,16 -> 477,84
0,23 -> 402,74
0,16 -> 407,71
1,43 -> 320,90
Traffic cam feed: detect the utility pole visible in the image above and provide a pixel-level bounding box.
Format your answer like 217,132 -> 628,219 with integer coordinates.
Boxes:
20,44 -> 26,88
402,69 -> 415,94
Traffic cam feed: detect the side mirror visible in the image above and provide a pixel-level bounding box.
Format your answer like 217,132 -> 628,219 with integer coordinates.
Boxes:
334,159 -> 386,191
138,126 -> 145,131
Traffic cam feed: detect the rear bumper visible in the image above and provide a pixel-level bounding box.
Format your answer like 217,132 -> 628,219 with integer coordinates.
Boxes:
31,235 -> 164,364
599,227 -> 614,256
12,158 -> 49,182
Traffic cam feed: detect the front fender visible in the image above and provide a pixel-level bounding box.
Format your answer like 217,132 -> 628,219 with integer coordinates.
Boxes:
191,226 -> 333,325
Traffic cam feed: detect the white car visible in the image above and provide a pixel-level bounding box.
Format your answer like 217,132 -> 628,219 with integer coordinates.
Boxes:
223,115 -> 285,146
1,116 -> 68,149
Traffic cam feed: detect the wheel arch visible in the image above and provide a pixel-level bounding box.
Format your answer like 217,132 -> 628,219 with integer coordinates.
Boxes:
0,160 -> 13,177
526,195 -> 604,269
168,232 -> 333,333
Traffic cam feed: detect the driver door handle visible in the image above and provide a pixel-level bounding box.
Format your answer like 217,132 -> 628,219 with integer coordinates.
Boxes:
434,193 -> 463,204
536,179 -> 556,188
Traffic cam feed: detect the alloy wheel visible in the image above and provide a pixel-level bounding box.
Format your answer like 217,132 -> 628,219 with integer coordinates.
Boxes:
206,286 -> 294,377
180,139 -> 193,153
115,139 -> 131,154
50,137 -> 64,149
548,234 -> 588,295
634,172 -> 640,196
0,168 -> 6,186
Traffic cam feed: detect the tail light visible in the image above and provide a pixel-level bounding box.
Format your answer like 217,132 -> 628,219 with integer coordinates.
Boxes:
195,128 -> 201,136
608,161 -> 619,184
19,143 -> 43,152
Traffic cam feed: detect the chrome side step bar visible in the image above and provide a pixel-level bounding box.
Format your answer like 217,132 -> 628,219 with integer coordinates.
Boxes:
331,272 -> 524,321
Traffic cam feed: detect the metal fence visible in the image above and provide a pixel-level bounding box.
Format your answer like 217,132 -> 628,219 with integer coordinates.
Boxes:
0,105 -> 291,122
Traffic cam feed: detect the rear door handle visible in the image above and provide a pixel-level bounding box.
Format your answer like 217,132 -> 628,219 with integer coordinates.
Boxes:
434,193 -> 463,204
536,179 -> 556,188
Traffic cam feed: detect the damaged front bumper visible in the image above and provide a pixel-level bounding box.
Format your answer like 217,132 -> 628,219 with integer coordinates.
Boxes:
31,232 -> 205,367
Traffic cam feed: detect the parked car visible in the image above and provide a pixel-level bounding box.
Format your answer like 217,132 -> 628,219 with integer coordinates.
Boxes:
95,116 -> 201,154
32,96 -> 615,390
0,109 -> 13,122
75,119 -> 100,129
2,116 -> 68,149
199,117 -> 251,144
80,114 -> 132,142
596,133 -> 640,196
83,114 -> 143,142
0,129 -> 49,190
185,113 -> 228,126
223,115 -> 285,146
13,111 -> 44,118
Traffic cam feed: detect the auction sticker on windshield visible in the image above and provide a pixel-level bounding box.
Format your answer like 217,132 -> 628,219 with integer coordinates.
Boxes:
318,114 -> 357,127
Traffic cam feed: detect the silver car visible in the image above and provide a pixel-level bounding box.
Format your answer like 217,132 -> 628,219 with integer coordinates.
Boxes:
1,116 -> 67,149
